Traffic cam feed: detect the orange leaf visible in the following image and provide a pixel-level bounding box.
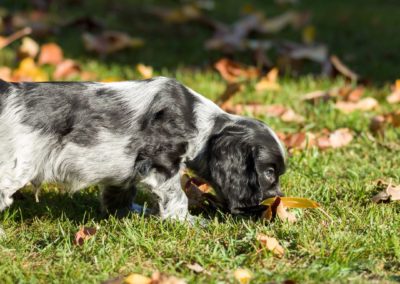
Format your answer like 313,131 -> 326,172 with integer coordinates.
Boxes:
73,226 -> 97,246
214,58 -> 259,83
38,43 -> 64,65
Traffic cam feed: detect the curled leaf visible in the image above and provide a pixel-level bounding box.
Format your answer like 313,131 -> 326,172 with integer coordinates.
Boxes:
256,234 -> 285,257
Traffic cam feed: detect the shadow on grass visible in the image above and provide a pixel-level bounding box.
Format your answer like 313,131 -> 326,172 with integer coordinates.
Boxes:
6,187 -> 103,224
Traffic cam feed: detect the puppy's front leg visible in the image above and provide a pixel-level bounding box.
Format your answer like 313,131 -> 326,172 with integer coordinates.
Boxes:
144,172 -> 193,222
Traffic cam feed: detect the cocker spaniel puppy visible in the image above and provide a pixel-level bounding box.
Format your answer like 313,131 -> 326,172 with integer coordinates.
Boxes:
0,77 -> 285,223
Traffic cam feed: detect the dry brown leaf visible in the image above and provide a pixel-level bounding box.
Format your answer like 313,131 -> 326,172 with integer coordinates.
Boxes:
326,128 -> 354,149
280,108 -> 305,123
276,203 -> 297,223
335,97 -> 378,113
372,180 -> 400,203
346,86 -> 365,102
82,31 -> 144,55
136,64 -> 153,79
214,58 -> 259,83
330,55 -> 359,81
186,263 -> 208,274
265,105 -> 304,123
19,37 -> 39,58
53,59 -> 81,80
233,268 -> 252,284
369,115 -> 386,136
73,226 -> 97,246
256,234 -> 285,257
255,67 -> 280,91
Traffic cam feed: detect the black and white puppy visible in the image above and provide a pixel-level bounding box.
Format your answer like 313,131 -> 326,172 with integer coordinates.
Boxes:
0,77 -> 285,222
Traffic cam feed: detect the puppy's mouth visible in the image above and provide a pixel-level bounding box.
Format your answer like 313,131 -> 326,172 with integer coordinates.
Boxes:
231,204 -> 268,216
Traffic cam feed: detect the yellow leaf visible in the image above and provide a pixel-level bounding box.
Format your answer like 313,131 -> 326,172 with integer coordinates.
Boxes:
255,67 -> 280,92
13,57 -> 48,81
233,268 -> 252,284
124,273 -> 151,284
136,63 -> 153,79
261,197 -> 319,208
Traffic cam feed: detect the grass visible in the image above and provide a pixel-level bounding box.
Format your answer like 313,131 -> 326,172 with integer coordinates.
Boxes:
1,0 -> 400,283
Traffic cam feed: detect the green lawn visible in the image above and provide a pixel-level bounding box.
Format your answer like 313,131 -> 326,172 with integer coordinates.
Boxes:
1,1 -> 400,283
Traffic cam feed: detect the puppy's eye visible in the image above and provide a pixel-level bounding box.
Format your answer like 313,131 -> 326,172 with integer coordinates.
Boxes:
265,167 -> 275,178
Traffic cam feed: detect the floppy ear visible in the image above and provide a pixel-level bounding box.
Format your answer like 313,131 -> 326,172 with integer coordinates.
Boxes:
207,126 -> 259,212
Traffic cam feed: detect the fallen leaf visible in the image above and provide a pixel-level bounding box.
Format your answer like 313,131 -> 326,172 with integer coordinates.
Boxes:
136,64 -> 153,79
265,105 -> 305,123
326,128 -> 354,148
151,271 -> 187,284
276,202 -> 297,223
301,90 -> 331,104
387,80 -> 400,104
330,55 -> 359,82
214,58 -> 259,83
38,42 -> 64,65
255,67 -> 281,91
261,197 -> 320,208
335,97 -> 378,113
256,234 -> 285,257
82,31 -> 144,55
186,263 -> 207,274
0,67 -> 12,81
53,59 -> 81,80
233,268 -> 252,284
387,91 -> 400,104
19,37 -> 39,58
12,57 -> 48,81
124,274 -> 151,284
346,86 -> 365,102
73,226 -> 97,246
371,180 -> 400,203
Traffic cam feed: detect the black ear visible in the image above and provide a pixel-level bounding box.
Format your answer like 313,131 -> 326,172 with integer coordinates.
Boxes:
207,126 -> 259,213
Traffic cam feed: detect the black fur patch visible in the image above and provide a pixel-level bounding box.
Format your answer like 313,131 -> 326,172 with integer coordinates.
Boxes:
18,82 -> 132,146
130,79 -> 198,179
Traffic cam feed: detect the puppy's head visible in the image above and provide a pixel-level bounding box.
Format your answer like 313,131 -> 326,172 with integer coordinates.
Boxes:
206,118 -> 286,215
